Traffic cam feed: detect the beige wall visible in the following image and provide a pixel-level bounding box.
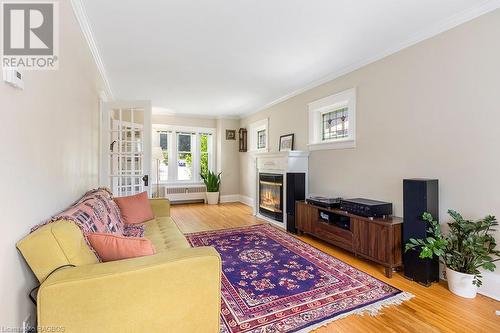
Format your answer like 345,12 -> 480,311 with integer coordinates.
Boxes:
217,119 -> 241,196
0,1 -> 104,327
239,10 -> 500,298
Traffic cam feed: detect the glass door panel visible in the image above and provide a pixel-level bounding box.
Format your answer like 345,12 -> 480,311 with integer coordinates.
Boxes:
102,101 -> 151,197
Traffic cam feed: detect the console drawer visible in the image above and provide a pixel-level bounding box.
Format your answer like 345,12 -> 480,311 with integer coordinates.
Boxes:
314,221 -> 353,250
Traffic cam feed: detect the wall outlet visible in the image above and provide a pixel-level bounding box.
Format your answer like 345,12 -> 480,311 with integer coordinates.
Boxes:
3,68 -> 24,89
22,313 -> 35,333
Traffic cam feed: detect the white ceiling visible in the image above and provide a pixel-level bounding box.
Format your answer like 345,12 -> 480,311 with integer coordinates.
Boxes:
81,0 -> 498,117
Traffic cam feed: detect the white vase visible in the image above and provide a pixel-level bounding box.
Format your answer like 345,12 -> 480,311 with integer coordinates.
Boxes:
445,267 -> 478,298
206,192 -> 220,205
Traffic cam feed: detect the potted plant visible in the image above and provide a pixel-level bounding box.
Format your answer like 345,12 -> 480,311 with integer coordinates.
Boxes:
200,171 -> 222,205
405,210 -> 499,298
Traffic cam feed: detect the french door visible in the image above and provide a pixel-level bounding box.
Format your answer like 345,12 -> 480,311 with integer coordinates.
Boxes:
101,101 -> 152,197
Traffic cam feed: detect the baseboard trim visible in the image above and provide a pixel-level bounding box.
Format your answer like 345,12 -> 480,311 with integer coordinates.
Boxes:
478,271 -> 500,300
220,194 -> 241,203
238,195 -> 254,207
220,194 -> 255,208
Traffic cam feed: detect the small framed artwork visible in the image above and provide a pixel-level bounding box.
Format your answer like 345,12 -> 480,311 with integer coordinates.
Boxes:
279,134 -> 294,151
226,129 -> 236,140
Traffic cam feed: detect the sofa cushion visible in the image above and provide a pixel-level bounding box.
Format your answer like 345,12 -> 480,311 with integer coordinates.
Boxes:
149,198 -> 171,217
17,220 -> 99,282
144,217 -> 190,252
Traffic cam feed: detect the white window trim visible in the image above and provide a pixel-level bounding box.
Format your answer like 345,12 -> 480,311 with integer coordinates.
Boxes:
154,124 -> 216,135
249,118 -> 269,152
308,88 -> 356,151
152,124 -> 215,185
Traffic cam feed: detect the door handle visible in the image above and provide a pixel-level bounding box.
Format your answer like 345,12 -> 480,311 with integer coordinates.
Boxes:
142,175 -> 149,186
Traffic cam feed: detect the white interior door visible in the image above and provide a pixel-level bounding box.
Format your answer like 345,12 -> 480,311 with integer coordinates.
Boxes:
101,101 -> 152,197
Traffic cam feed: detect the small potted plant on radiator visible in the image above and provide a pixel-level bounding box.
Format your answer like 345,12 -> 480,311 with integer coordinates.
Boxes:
201,171 -> 222,205
405,210 -> 499,298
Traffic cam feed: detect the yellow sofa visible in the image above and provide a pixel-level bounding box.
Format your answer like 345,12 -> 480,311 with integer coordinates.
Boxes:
17,198 -> 221,333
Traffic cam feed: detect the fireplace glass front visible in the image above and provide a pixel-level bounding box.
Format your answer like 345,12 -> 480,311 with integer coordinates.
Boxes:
259,173 -> 283,222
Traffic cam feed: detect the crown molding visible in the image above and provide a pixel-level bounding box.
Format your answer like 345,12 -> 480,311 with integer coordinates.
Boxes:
152,109 -> 217,120
70,0 -> 114,100
240,0 -> 500,119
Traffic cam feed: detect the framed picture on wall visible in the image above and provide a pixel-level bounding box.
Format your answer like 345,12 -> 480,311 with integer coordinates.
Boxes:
279,134 -> 294,151
226,129 -> 236,140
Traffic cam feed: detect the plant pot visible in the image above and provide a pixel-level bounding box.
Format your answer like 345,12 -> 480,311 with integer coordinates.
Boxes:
206,192 -> 220,205
445,267 -> 478,298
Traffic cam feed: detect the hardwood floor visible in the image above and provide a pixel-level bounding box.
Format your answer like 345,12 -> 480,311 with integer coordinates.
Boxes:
171,202 -> 500,333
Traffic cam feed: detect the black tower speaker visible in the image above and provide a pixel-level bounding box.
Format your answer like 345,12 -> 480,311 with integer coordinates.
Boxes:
286,173 -> 306,234
403,179 -> 440,286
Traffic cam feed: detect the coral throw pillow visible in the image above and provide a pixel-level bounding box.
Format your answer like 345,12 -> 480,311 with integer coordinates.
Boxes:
114,192 -> 155,225
86,233 -> 155,262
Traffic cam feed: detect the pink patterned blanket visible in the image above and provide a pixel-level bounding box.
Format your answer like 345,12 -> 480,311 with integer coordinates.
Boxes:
31,188 -> 145,259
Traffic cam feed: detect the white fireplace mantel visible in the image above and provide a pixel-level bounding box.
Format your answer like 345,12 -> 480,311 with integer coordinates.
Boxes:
254,150 -> 309,173
253,151 -> 309,228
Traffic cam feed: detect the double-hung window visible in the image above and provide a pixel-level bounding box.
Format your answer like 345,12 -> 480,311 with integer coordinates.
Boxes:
177,133 -> 193,181
158,132 -> 169,181
249,118 -> 269,152
153,126 -> 214,183
200,133 -> 209,176
257,130 -> 266,149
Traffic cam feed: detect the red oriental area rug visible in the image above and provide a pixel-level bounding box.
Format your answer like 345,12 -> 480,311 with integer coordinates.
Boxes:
186,224 -> 413,333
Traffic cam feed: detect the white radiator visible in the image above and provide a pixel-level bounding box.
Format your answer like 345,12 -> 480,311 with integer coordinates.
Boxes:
157,185 -> 207,203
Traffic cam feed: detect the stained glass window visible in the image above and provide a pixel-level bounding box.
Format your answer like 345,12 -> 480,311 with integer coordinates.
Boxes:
322,107 -> 349,141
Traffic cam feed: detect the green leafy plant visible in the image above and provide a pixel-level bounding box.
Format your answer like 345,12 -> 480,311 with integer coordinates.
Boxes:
405,210 -> 500,287
200,170 -> 222,192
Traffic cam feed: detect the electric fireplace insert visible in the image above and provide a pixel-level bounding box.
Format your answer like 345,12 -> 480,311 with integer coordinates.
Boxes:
259,173 -> 283,222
